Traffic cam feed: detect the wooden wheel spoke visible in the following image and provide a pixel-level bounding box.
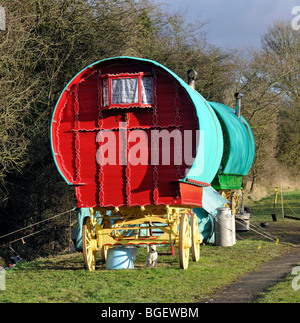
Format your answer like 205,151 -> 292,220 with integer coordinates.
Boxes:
82,217 -> 97,271
179,212 -> 190,270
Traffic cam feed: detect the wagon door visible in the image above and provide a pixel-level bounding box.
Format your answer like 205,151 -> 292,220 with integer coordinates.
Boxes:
95,72 -> 155,207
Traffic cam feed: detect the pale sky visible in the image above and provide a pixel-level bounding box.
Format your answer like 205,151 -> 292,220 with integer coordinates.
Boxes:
153,0 -> 299,50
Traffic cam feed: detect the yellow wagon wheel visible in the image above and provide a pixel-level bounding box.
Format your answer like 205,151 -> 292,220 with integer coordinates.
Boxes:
99,220 -> 111,264
230,192 -> 239,215
221,191 -> 230,208
179,213 -> 191,270
82,217 -> 97,271
191,212 -> 200,262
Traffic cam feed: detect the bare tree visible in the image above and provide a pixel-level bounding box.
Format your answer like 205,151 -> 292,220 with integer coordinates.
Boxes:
261,21 -> 300,174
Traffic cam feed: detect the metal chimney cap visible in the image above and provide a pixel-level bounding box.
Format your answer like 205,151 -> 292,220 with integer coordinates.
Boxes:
234,92 -> 243,99
187,69 -> 198,80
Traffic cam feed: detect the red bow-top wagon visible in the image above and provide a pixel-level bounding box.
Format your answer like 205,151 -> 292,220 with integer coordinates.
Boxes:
51,57 -> 255,270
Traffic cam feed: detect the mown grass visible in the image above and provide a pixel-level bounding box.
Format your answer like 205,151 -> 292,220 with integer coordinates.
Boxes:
0,241 -> 289,303
248,189 -> 300,223
245,190 -> 300,247
0,190 -> 299,303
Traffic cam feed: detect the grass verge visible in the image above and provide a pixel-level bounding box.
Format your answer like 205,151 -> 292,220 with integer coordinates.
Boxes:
0,241 -> 289,303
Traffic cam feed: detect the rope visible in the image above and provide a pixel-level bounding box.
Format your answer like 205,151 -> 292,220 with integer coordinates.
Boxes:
0,227 -> 51,248
214,214 -> 280,245
247,223 -> 279,244
283,199 -> 297,216
0,208 -> 77,243
235,215 -> 279,242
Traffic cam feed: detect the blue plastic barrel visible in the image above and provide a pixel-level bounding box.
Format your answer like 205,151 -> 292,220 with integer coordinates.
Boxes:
105,247 -> 134,270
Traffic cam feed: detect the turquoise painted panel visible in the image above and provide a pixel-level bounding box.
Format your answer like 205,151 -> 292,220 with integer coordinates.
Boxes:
183,92 -> 223,184
193,209 -> 215,244
209,102 -> 255,176
76,208 -> 102,251
193,186 -> 228,243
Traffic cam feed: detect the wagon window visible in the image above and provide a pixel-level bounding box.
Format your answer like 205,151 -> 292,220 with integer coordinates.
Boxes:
101,73 -> 153,109
112,78 -> 139,104
141,77 -> 153,104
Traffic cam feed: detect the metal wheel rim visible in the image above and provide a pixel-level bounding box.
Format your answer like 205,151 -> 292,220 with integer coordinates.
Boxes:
179,213 -> 190,270
191,213 -> 200,262
82,217 -> 96,271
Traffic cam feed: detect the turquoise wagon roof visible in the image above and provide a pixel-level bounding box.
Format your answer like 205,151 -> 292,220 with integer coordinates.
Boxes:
208,102 -> 255,176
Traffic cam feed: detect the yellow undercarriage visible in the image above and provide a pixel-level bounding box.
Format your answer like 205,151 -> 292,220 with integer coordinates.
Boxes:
82,205 -> 203,271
